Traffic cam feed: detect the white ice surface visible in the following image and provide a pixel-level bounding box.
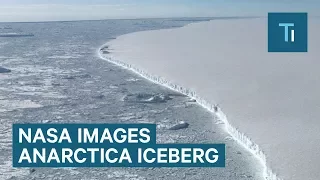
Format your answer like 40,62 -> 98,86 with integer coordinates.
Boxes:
103,18 -> 320,180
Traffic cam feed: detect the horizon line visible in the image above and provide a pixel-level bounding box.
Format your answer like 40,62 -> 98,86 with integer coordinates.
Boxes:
0,16 -> 263,24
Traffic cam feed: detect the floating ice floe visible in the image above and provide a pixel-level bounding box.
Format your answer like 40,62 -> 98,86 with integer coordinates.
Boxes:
126,78 -> 140,82
62,73 -> 91,80
0,100 -> 42,112
122,93 -> 172,103
47,55 -> 80,59
0,33 -> 34,37
169,121 -> 190,130
0,67 -> 11,73
100,46 -> 109,53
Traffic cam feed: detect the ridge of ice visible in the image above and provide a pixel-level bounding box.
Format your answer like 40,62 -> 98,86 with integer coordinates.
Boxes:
98,48 -> 280,180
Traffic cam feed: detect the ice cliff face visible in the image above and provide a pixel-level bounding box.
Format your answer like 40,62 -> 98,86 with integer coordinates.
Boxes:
99,17 -> 320,180
98,48 -> 281,180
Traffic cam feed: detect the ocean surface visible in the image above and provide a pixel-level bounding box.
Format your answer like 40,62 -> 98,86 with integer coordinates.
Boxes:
0,18 -> 263,180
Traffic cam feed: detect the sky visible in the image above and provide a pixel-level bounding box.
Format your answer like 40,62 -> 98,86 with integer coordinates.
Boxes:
0,0 -> 319,22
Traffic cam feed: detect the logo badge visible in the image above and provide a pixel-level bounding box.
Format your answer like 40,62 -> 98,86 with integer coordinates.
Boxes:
268,13 -> 308,52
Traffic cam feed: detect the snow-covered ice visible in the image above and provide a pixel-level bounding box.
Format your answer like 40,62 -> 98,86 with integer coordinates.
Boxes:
103,18 -> 320,180
1,18 -> 265,180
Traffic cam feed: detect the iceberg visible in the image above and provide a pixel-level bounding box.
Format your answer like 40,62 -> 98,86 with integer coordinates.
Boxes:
100,18 -> 320,180
0,33 -> 34,37
0,67 -> 11,73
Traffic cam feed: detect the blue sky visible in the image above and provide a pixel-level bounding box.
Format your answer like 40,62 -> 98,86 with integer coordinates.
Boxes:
0,0 -> 318,22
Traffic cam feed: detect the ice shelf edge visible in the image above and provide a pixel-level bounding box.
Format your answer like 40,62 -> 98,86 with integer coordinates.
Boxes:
98,47 -> 283,180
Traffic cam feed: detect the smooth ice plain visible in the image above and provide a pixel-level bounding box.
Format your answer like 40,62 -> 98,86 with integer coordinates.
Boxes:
104,18 -> 320,180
